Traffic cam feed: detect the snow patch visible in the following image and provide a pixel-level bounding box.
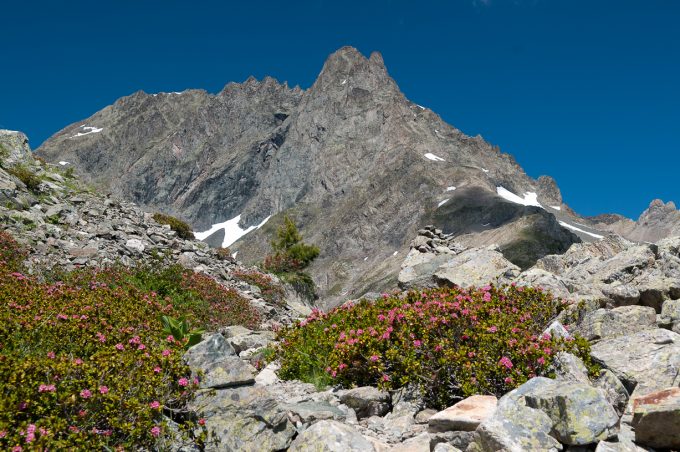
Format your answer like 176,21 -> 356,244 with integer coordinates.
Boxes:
424,153 -> 445,162
195,214 -> 271,248
393,251 -> 398,256
446,186 -> 456,192
482,168 -> 489,173
70,126 -> 103,138
341,79 -> 347,85
232,251 -> 238,259
550,205 -> 562,211
438,199 -> 449,208
558,221 -> 604,240
58,161 -> 70,166
416,104 -> 425,110
496,187 -> 542,208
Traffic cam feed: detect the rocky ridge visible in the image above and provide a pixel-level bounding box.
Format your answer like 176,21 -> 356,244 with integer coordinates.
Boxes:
37,46 -> 598,307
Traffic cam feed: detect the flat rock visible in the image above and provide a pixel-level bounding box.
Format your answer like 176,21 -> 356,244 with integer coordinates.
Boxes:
198,356 -> 256,389
577,306 -> 657,341
524,381 -> 619,445
433,247 -> 520,288
631,387 -> 680,449
428,395 -> 497,433
183,333 -> 236,369
288,420 -> 376,452
388,432 -> 430,452
590,328 -> 680,396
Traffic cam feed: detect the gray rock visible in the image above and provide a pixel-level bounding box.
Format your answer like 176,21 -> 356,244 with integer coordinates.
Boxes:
601,284 -> 641,306
125,238 -> 146,253
0,130 -> 33,165
593,369 -> 630,417
339,386 -> 391,419
198,356 -> 256,389
389,432 -> 430,452
524,382 -> 619,445
288,420 -> 376,452
553,352 -> 590,385
590,328 -> 680,397
282,400 -> 347,424
576,306 -> 657,341
433,247 -> 520,288
183,333 -> 236,369
227,330 -> 276,354
433,443 -> 462,452
193,385 -> 295,452
255,362 -> 280,386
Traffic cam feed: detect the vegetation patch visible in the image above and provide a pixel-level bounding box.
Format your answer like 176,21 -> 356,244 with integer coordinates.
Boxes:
152,213 -> 195,240
262,215 -> 319,301
233,269 -> 285,305
0,232 -> 259,449
6,164 -> 42,191
276,285 -> 595,409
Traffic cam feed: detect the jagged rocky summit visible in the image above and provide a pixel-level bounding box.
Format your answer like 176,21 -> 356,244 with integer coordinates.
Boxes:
38,45 -> 655,307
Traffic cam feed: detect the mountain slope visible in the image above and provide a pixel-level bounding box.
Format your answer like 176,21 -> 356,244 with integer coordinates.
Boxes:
38,47 -> 599,306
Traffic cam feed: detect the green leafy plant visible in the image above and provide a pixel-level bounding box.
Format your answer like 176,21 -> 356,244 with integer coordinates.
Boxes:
152,213 -> 195,240
276,285 -> 594,409
160,315 -> 206,350
233,269 -> 285,305
6,164 -> 41,191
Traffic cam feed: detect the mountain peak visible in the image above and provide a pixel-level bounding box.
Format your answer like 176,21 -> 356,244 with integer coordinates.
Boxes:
311,46 -> 392,93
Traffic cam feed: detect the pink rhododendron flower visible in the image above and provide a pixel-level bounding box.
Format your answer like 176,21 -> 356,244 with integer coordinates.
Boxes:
498,356 -> 513,369
162,349 -> 171,356
46,351 -> 55,359
80,389 -> 92,399
370,355 -> 379,362
150,426 -> 161,437
178,378 -> 189,387
487,326 -> 497,333
153,366 -> 162,373
99,386 -> 109,394
38,384 -> 56,393
115,343 -> 124,351
149,400 -> 160,409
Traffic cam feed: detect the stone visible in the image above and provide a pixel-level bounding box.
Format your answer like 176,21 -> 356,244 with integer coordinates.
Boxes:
339,386 -> 391,419
288,420 -> 376,452
577,306 -> 657,341
553,352 -> 590,385
428,395 -> 497,433
661,298 -> 680,329
631,387 -> 680,449
193,385 -> 295,452
433,247 -> 520,288
433,443 -> 462,452
524,381 -> 619,445
430,431 -> 477,451
227,330 -> 276,354
125,238 -> 145,253
282,401 -> 347,424
255,361 -> 280,386
593,369 -> 629,416
471,378 -> 563,452
415,408 -> 437,424
389,432 -> 430,452
183,333 -> 236,369
595,440 -> 647,452
590,328 -> 680,397
601,284 -> 641,306
198,356 -> 256,389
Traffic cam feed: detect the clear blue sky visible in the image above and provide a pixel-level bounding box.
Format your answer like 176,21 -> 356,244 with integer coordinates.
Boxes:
1,0 -> 678,219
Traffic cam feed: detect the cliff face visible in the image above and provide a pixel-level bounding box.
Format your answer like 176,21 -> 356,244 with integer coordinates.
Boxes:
38,47 -> 587,306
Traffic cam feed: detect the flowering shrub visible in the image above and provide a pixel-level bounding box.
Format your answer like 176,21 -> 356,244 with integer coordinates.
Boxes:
276,285 -> 594,408
0,234 -> 260,449
0,230 -> 28,271
233,270 -> 285,305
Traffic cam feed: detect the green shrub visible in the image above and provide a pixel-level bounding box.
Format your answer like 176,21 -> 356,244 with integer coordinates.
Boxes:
276,285 -> 593,409
6,164 -> 41,191
215,247 -> 232,260
152,213 -> 195,240
262,216 -> 319,301
0,233 -> 261,449
233,269 -> 285,305
160,315 -> 205,350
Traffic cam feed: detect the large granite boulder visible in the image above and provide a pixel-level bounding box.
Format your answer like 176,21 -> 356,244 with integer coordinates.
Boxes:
433,247 -> 521,288
288,420 -> 375,451
338,386 -> 391,419
590,328 -> 680,397
524,382 -> 619,445
575,306 -> 657,341
428,395 -> 497,433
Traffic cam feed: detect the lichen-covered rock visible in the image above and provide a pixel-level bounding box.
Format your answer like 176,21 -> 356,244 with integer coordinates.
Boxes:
593,369 -> 630,416
339,386 -> 391,419
193,385 -> 295,452
470,378 -> 563,452
631,387 -> 680,449
198,356 -> 256,389
288,420 -> 376,452
428,395 -> 497,433
183,333 -> 236,369
590,328 -> 680,397
553,352 -> 590,384
524,382 -> 619,445
433,247 -> 521,288
576,306 -> 657,341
